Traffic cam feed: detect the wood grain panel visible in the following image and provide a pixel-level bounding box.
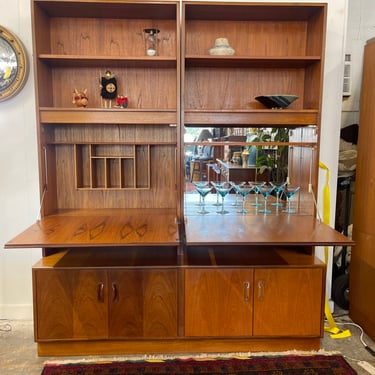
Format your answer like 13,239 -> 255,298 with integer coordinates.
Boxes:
350,38 -> 375,340
185,20 -> 308,56
6,209 -> 179,248
185,269 -> 253,336
34,269 -> 108,340
253,268 -> 324,336
108,269 -> 177,338
185,215 -> 353,246
184,68 -> 305,110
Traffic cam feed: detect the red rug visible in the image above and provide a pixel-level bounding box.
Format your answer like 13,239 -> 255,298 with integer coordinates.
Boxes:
41,355 -> 357,374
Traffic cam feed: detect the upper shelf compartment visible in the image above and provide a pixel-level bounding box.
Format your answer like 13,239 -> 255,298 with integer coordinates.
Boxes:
32,0 -> 180,110
33,1 -> 178,58
182,2 -> 327,118
183,2 -> 326,58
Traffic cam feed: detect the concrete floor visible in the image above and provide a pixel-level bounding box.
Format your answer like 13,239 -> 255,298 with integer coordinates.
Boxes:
1,312 -> 375,375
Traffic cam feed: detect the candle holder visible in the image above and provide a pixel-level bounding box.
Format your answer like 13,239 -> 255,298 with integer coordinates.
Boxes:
143,28 -> 160,56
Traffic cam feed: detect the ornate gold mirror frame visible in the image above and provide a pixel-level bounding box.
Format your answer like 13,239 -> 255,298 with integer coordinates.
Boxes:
0,25 -> 28,102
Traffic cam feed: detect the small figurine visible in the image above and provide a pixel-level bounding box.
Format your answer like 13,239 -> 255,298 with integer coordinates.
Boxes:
99,70 -> 117,108
72,88 -> 88,108
116,95 -> 128,108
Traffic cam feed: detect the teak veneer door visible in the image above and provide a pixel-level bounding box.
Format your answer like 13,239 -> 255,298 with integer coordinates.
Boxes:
184,269 -> 253,337
34,269 -> 108,340
253,268 -> 325,336
108,269 -> 178,338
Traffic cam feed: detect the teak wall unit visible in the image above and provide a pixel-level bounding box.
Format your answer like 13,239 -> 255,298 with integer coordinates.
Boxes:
350,37 -> 375,341
5,0 -> 353,356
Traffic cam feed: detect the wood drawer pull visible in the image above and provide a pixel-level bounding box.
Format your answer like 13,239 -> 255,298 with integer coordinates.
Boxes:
97,282 -> 104,303
243,281 -> 250,302
112,283 -> 118,303
257,280 -> 265,301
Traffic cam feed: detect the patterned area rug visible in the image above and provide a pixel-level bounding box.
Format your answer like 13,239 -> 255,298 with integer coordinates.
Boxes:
41,355 -> 357,374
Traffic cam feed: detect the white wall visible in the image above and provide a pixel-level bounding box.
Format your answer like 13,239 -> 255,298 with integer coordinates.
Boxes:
0,0 -> 349,319
342,0 -> 375,127
0,0 -> 41,319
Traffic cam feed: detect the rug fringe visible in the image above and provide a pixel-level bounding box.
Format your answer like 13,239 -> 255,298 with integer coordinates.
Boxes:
43,349 -> 342,365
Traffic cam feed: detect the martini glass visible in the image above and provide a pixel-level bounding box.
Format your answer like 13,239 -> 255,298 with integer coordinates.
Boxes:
235,183 -> 253,214
282,185 -> 300,214
270,181 -> 287,207
230,181 -> 246,207
192,181 -> 209,206
215,182 -> 233,215
195,183 -> 213,214
211,181 -> 225,207
258,184 -> 275,214
249,181 -> 266,207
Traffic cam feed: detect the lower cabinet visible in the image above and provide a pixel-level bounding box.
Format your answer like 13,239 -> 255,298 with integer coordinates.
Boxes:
32,246 -> 326,354
185,267 -> 325,337
33,267 -> 178,340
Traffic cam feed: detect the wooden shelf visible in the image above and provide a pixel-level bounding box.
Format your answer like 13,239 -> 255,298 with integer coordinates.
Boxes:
39,54 -> 177,68
40,108 -> 178,124
185,56 -> 321,68
183,109 -> 319,126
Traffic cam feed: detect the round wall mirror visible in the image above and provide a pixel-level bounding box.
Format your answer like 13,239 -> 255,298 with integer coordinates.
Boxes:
0,25 -> 28,102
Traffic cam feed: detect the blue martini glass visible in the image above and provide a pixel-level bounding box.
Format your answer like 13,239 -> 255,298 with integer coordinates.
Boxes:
230,181 -> 246,207
249,181 -> 266,206
211,181 -> 225,207
258,184 -> 275,214
270,181 -> 287,207
192,181 -> 209,206
282,185 -> 300,214
195,183 -> 213,214
235,183 -> 253,214
215,182 -> 233,215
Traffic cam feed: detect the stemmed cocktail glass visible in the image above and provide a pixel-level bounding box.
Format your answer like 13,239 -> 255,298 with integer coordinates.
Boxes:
211,181 -> 225,208
258,184 -> 275,214
192,181 -> 209,206
230,181 -> 245,207
194,182 -> 212,214
249,181 -> 266,207
235,183 -> 253,214
282,185 -> 300,214
270,181 -> 287,207
215,181 -> 233,215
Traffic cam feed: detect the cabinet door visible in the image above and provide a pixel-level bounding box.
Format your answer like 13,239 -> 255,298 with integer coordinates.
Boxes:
253,268 -> 324,336
185,269 -> 253,336
108,269 -> 177,338
34,269 -> 108,340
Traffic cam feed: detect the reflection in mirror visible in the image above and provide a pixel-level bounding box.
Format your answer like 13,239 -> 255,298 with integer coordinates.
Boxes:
184,126 -> 318,216
185,127 -> 291,183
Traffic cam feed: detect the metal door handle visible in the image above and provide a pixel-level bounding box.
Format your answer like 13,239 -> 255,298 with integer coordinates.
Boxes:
243,281 -> 250,302
112,282 -> 118,303
257,280 -> 265,301
97,282 -> 104,303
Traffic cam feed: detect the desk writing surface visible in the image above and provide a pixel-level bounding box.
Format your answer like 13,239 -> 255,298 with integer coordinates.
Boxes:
5,209 -> 179,248
185,214 -> 353,246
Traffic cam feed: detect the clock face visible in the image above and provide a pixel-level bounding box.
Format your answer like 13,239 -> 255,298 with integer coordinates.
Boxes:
106,83 -> 116,93
0,26 -> 28,102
